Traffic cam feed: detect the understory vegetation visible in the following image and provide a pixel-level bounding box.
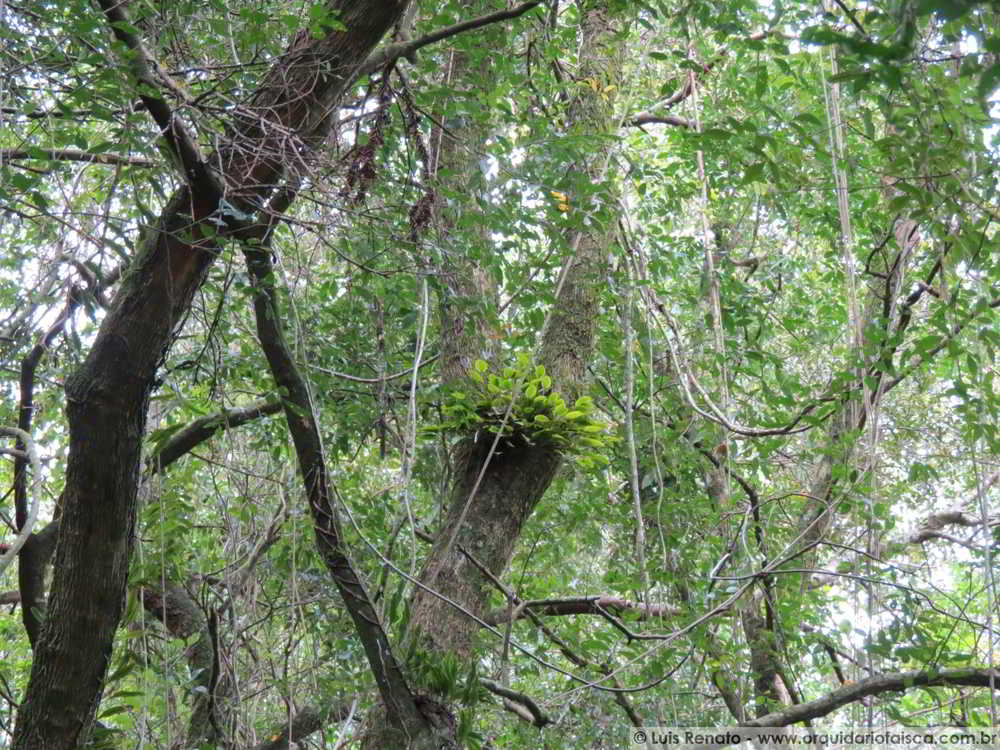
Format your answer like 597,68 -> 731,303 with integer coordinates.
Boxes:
0,0 -> 997,747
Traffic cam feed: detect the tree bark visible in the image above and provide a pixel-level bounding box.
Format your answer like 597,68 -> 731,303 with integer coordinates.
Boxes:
408,0 -> 621,673
139,583 -> 224,748
12,3 -> 409,748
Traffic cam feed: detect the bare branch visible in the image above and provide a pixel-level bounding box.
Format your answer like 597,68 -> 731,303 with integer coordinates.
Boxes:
628,113 -> 696,129
310,353 -> 440,384
909,500 -> 1000,546
480,679 -> 551,727
484,595 -> 681,626
360,0 -> 544,75
832,0 -> 870,37
743,668 -> 1000,728
1,148 -> 157,167
139,582 -> 222,745
627,29 -> 775,130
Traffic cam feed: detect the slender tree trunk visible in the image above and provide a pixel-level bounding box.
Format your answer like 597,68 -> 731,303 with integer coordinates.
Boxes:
741,136 -> 918,715
429,36 -> 501,389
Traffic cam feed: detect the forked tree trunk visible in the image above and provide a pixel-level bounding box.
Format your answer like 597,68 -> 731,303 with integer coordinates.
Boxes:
12,4 -> 409,748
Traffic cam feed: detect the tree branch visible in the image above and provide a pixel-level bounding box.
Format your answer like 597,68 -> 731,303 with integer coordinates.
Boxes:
12,283 -> 85,645
628,113 -> 696,129
13,3 -> 413,746
1,149 -> 157,167
95,0 -> 219,190
484,595 -> 681,626
240,197 -> 432,741
139,582 -> 224,746
0,427 -> 41,577
251,703 -> 354,750
908,501 -> 1000,546
359,0 -> 544,75
480,679 -> 551,727
743,668 -> 1000,728
627,29 -> 775,130
147,399 -> 283,474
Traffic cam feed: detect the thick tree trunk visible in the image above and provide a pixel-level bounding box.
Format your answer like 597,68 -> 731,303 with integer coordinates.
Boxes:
411,437 -> 564,656
14,189 -> 224,750
409,0 -> 621,678
12,4 -> 409,748
357,5 -> 623,746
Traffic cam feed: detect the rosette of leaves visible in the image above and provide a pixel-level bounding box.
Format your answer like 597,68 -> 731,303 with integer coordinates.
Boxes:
427,354 -> 616,470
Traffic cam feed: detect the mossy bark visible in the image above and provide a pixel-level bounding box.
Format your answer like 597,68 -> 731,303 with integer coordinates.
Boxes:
408,0 -> 623,672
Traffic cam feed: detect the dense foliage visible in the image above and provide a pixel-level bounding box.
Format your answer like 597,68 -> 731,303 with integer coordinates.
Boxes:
0,0 -> 997,747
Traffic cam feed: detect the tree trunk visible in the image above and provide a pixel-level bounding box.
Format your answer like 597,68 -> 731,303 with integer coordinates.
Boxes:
12,4 -> 409,747
408,0 -> 622,689
742,124 -> 919,715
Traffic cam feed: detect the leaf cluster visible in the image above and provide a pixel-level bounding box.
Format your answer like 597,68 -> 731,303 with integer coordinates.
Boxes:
426,355 -> 617,470
406,647 -> 483,705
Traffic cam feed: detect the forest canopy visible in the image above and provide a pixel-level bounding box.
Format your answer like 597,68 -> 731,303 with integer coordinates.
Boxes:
0,0 -> 998,748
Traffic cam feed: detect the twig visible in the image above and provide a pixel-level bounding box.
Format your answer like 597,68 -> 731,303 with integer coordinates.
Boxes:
0,427 -> 41,575
1,148 -> 157,167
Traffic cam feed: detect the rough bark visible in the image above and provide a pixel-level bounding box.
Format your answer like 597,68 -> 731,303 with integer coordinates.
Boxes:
12,264 -> 120,649
408,0 -> 621,668
741,602 -> 789,718
139,583 -> 224,748
12,3 -> 409,748
410,436 -> 565,658
243,231 -> 441,746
